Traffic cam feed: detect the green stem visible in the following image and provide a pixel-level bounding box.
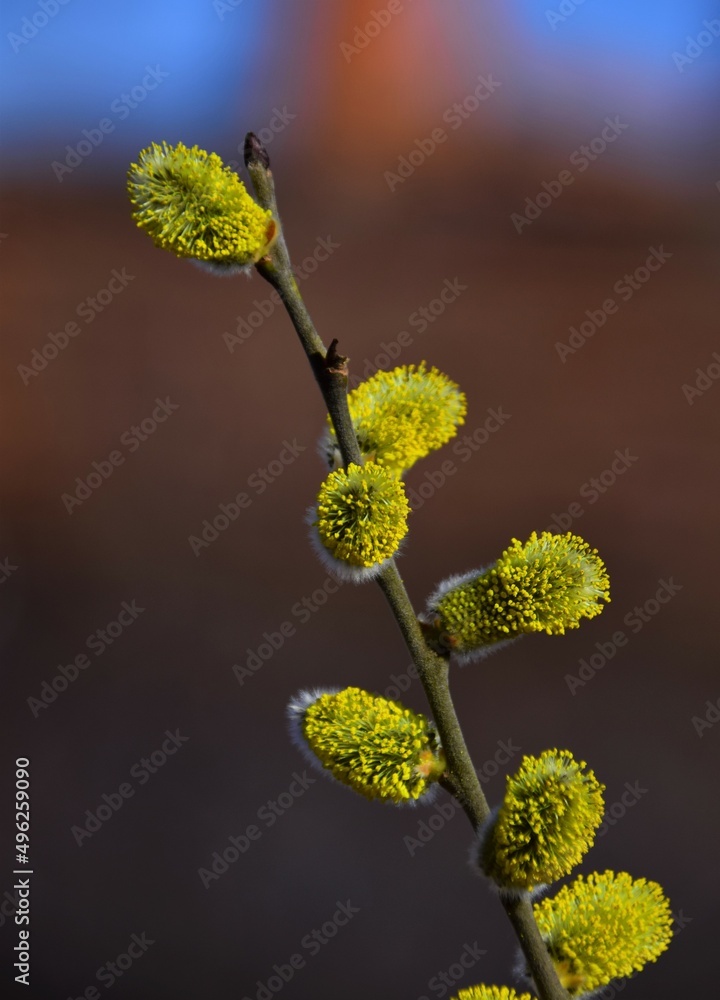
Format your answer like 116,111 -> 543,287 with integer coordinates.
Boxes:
504,894 -> 571,999
245,133 -> 569,1000
374,563 -> 489,827
248,134 -> 362,469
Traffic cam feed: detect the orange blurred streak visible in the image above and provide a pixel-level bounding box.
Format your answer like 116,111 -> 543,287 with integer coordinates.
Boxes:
319,0 -> 462,171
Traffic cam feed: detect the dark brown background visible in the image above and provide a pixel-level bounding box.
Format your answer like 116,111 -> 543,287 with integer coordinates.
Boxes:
2,1 -> 719,997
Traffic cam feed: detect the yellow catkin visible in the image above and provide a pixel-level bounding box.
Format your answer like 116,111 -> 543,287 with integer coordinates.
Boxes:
429,532 -> 610,657
325,363 -> 466,477
314,463 -> 410,569
128,141 -> 274,267
482,750 -> 605,890
452,987 -> 535,1000
533,871 -> 673,994
295,688 -> 445,803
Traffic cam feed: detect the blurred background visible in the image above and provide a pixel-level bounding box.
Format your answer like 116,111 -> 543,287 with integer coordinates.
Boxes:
2,0 -> 719,996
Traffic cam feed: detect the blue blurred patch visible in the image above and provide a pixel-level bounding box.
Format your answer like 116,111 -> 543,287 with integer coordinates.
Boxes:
0,0 -> 268,145
513,0 -> 720,63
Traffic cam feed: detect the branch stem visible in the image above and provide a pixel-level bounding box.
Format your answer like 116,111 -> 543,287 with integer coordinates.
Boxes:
245,134 -> 568,1000
374,563 -> 489,827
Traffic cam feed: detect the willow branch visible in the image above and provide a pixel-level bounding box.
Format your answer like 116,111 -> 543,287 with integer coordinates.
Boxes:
245,133 -> 569,1000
